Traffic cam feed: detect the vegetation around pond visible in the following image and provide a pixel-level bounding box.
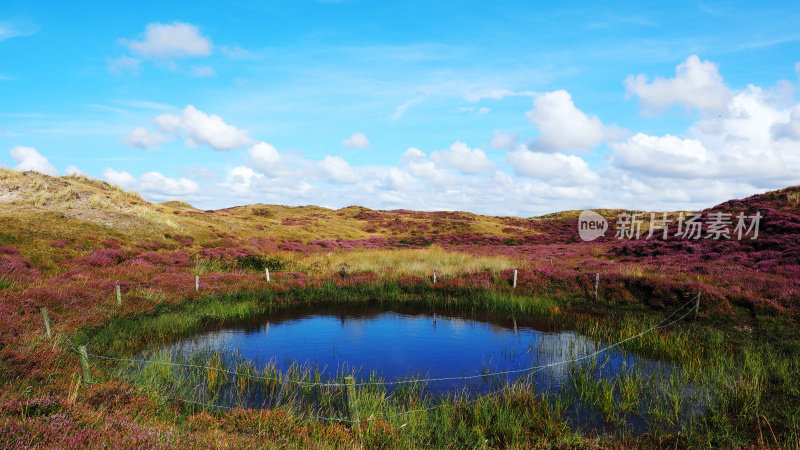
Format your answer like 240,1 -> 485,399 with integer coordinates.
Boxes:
1,170 -> 799,447
18,283 -> 800,448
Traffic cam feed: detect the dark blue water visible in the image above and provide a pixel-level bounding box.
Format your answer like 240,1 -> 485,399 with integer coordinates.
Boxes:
160,308 -> 671,396
146,307 -> 705,433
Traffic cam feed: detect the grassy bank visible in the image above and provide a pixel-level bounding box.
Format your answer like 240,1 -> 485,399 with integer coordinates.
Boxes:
64,282 -> 800,448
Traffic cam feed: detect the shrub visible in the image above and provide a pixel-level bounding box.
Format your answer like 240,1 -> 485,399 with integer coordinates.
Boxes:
77,249 -> 127,267
236,255 -> 287,272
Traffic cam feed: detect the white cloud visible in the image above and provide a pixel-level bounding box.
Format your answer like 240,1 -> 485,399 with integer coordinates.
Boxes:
124,22 -> 212,59
222,165 -> 315,200
103,168 -> 199,197
342,132 -> 370,149
526,90 -> 624,152
121,126 -> 168,150
9,146 -> 58,176
108,56 -> 140,74
507,148 -> 599,184
771,105 -> 800,140
319,156 -> 361,184
400,147 -> 427,164
379,167 -> 417,191
77,57 -> 800,216
64,165 -> 84,176
154,105 -> 254,150
610,83 -> 800,187
225,166 -> 263,196
247,142 -> 282,175
139,172 -> 199,196
102,168 -> 137,189
489,131 -> 518,150
610,133 -> 712,178
400,148 -> 453,184
625,55 -> 731,113
430,141 -> 494,174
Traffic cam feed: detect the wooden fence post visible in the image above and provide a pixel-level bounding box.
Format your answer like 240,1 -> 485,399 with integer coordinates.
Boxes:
343,375 -> 360,431
594,273 -> 599,301
115,284 -> 122,305
40,307 -> 52,340
78,345 -> 92,384
265,268 -> 270,282
433,267 -> 437,284
513,269 -> 518,289
195,275 -> 199,291
694,292 -> 701,320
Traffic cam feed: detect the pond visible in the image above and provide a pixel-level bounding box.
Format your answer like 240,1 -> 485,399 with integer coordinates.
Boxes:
134,305 -> 704,433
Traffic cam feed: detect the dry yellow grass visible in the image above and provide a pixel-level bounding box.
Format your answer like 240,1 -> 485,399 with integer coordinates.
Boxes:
300,245 -> 525,277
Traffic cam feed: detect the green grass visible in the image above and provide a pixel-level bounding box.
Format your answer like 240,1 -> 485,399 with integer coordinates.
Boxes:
72,282 -> 800,448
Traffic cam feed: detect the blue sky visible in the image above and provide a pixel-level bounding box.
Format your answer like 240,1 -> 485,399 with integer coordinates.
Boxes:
1,1 -> 799,215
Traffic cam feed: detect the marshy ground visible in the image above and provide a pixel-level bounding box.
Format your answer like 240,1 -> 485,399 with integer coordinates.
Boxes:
1,169 -> 799,448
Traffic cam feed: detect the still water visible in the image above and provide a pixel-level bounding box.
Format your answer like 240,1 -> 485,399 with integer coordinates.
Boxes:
159,306 -> 674,395
144,306 -> 704,433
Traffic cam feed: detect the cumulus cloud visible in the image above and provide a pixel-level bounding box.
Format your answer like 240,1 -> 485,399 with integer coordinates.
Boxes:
489,131 -> 518,150
90,57 -> 800,217
771,105 -> 800,140
399,148 -> 453,184
507,148 -> 599,184
102,168 -> 137,189
154,105 -> 254,150
610,133 -> 712,178
247,142 -> 281,175
9,146 -> 58,176
124,22 -> 212,59
341,132 -> 370,149
223,165 -> 315,200
121,126 -> 169,150
526,90 -> 624,152
430,141 -> 494,174
139,172 -> 199,196
610,80 -> 800,188
625,55 -> 731,113
103,168 -> 199,197
225,166 -> 263,196
319,156 -> 361,184
64,165 -> 84,176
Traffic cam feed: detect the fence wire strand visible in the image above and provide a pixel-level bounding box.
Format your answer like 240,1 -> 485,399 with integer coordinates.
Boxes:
59,292 -> 700,424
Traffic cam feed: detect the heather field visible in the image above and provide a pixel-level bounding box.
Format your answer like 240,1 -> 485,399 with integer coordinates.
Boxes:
1,169 -> 800,448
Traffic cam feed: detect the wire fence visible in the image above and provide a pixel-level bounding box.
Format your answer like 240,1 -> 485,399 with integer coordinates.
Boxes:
58,293 -> 700,424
